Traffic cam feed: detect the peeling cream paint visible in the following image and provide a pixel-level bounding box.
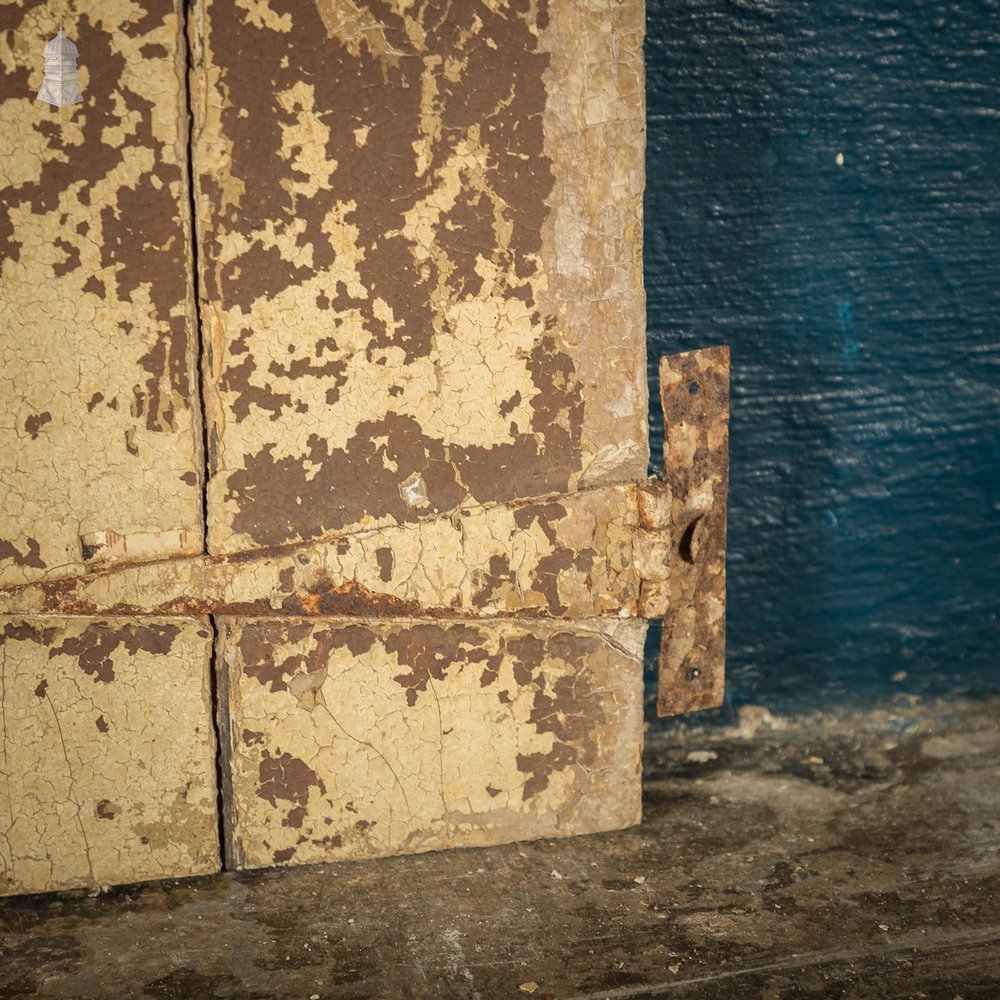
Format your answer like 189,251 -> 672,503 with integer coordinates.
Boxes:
0,616 -> 218,897
0,1 -> 203,589
0,0 -> 694,897
192,0 -> 648,555
219,616 -> 644,870
0,485 -> 647,621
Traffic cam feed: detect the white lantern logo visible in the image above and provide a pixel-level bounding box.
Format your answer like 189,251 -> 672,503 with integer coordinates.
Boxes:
37,23 -> 83,108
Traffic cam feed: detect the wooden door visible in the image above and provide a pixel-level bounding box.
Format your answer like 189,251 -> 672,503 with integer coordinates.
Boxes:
0,2 -> 217,895
0,0 -> 726,896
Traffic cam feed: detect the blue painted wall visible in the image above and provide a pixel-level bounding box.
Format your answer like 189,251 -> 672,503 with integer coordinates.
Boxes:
644,0 -> 1000,712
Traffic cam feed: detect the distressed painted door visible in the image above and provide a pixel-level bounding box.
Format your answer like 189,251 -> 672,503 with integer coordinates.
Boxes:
1,0 -> 727,896
0,1 -> 219,895
191,0 -> 650,871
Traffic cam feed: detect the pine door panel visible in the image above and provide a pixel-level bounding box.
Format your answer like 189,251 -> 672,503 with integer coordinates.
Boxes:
0,1 -> 203,588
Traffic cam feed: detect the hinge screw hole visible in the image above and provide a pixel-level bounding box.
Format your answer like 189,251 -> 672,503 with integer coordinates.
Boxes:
678,514 -> 704,564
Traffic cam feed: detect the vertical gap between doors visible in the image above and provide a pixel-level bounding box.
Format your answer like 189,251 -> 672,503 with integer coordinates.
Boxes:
180,0 -> 228,871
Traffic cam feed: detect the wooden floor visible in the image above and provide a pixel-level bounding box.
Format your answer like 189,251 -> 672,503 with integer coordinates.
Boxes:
2,695 -> 998,999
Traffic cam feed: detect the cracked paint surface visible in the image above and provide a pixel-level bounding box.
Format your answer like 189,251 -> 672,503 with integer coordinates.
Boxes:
193,0 -> 647,555
0,617 -> 219,897
0,0 -> 667,894
0,485 -> 642,620
218,616 -> 644,869
0,1 -> 203,588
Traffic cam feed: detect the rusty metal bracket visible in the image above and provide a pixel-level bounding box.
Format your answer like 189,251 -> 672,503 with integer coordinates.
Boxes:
0,488 -> 642,620
654,347 -> 731,717
0,347 -> 731,724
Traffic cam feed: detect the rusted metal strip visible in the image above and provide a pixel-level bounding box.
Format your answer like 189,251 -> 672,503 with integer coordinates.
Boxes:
657,347 -> 730,716
0,487 -> 640,621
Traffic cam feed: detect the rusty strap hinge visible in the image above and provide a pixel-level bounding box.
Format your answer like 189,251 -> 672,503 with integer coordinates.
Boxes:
0,349 -> 730,723
639,347 -> 730,717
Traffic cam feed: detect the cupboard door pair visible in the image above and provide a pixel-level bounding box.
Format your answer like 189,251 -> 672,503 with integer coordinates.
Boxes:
2,0 -> 724,898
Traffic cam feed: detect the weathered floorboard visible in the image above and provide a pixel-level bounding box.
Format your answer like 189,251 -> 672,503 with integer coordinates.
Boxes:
0,698 -> 995,997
